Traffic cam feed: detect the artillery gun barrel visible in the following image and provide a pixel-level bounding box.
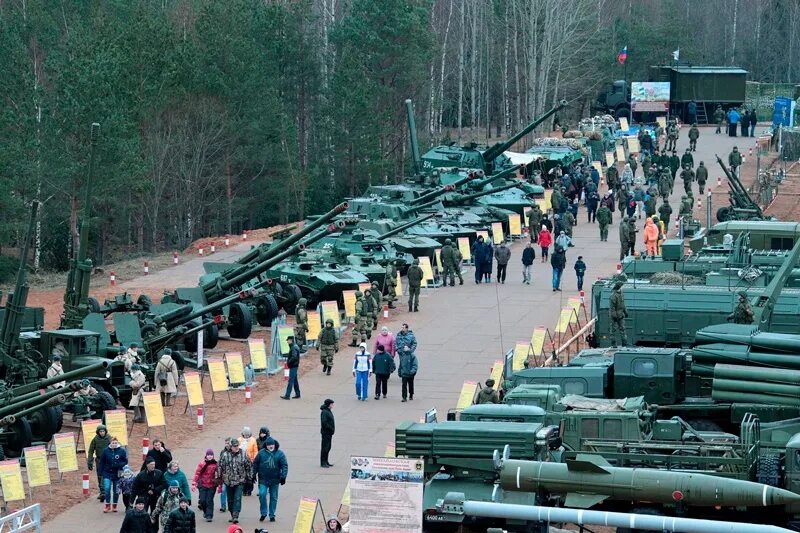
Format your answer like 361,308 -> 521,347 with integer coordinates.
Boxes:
716,155 -> 763,216
499,456 -> 800,508
236,202 -> 348,265
0,201 -> 39,353
483,100 -> 568,163
410,184 -> 458,206
0,382 -> 84,419
1,393 -> 72,426
447,181 -> 523,204
469,165 -> 524,190
6,361 -> 112,399
163,286 -> 264,329
377,213 -> 438,240
405,99 -> 422,175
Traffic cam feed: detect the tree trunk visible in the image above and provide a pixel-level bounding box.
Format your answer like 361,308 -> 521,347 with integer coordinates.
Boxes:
457,1 -> 464,140
226,149 -> 233,235
437,0 -> 454,136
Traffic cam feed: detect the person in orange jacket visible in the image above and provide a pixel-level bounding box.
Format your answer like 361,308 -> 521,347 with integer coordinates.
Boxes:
643,217 -> 659,258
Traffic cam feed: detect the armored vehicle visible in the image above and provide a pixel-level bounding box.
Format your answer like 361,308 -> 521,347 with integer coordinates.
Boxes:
691,220 -> 800,253
265,257 -> 368,307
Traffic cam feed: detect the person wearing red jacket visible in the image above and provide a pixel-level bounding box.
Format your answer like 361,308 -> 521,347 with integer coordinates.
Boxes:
191,449 -> 219,522
373,327 -> 396,358
538,225 -> 553,263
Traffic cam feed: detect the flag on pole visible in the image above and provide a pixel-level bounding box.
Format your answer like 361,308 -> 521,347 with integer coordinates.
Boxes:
672,49 -> 680,62
617,46 -> 628,65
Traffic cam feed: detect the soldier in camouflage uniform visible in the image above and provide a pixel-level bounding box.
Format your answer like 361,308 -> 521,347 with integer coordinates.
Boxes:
666,120 -> 678,152
527,205 -> 543,243
406,258 -> 423,312
680,165 -> 695,196
695,161 -> 708,195
658,167 -> 672,198
384,261 -> 398,308
370,281 -> 382,329
440,239 -> 460,286
596,203 -> 612,242
688,123 -> 700,151
316,319 -> 339,375
625,218 -> 637,257
714,105 -> 725,134
619,216 -> 630,260
362,289 -> 375,334
658,199 -> 673,230
350,291 -> 369,347
681,148 -> 694,170
679,195 -> 693,220
294,297 -> 309,351
609,281 -> 628,348
728,146 -> 743,177
728,291 -> 754,324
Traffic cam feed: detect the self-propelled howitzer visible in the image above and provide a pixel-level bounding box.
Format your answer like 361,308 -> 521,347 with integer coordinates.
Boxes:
715,154 -> 765,222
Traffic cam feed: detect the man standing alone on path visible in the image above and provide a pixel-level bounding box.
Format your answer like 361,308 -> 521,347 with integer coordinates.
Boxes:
280,336 -> 301,400
398,345 -> 418,402
320,399 -> 335,468
596,203 -> 612,242
574,256 -> 586,291
406,258 -> 423,311
688,123 -> 699,151
317,319 -> 339,376
494,241 -> 511,284
521,242 -> 535,284
252,437 -> 288,523
550,246 -> 566,292
729,146 -> 743,177
714,105 -> 725,134
609,282 -> 628,348
696,161 -> 708,195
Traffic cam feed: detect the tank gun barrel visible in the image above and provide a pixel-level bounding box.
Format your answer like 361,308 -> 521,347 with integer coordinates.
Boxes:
410,184 -> 458,206
377,213 -> 438,240
0,392 -> 72,427
470,165 -> 524,190
162,286 -> 264,329
0,382 -> 85,419
405,99 -> 422,175
5,361 -> 112,399
236,202 -> 348,265
0,201 -> 39,354
483,100 -> 567,163
446,181 -> 523,204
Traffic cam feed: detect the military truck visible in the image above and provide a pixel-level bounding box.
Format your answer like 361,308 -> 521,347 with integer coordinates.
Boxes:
691,220 -> 800,253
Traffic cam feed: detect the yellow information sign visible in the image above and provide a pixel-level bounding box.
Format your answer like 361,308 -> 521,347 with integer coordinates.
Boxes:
605,152 -> 614,167
208,358 -> 229,392
490,360 -> 504,385
277,326 -> 294,355
184,372 -> 205,406
568,297 -> 582,314
358,282 -> 371,293
531,327 -> 546,356
656,116 -> 667,128
23,446 -> 50,488
307,310 -> 321,341
293,496 -> 319,533
226,352 -> 246,384
508,214 -> 522,236
142,391 -> 166,427
53,432 -> 78,473
616,145 -> 626,162
477,230 -> 489,242
395,272 -> 403,296
342,290 -> 356,318
0,460 -> 25,502
81,419 -> 101,458
457,237 -> 471,262
491,222 -> 504,244
418,256 -> 434,285
456,381 -> 478,410
341,482 -> 351,506
434,248 -> 442,269
384,442 -> 396,457
619,116 -> 629,130
248,338 -> 268,370
627,136 -> 640,153
320,301 -> 340,329
512,342 -> 530,371
544,189 -> 552,210
104,409 -> 128,446
555,307 -> 574,333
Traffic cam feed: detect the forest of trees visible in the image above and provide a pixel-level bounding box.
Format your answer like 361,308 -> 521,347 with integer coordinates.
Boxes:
1,0 -> 798,270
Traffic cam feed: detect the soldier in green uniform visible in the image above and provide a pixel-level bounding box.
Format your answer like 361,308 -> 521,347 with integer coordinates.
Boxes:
440,239 -> 461,286
666,120 -> 679,152
680,165 -> 695,196
658,199 -> 673,230
619,216 -> 630,260
695,161 -> 708,195
681,148 -> 694,170
384,261 -> 398,308
714,105 -> 725,134
550,187 -> 563,215
294,297 -> 309,351
668,150 -> 680,182
596,203 -> 612,242
658,167 -> 672,198
406,258 -> 423,312
474,379 -> 500,404
728,146 -> 743,177
362,288 -> 375,334
370,282 -> 382,329
606,165 -> 619,191
642,152 -> 652,175
316,319 -> 339,375
644,191 -> 657,219
609,281 -> 628,348
350,291 -> 368,347
626,218 -> 637,256
627,153 -> 638,177
563,210 -> 575,238
688,123 -> 700,151
728,291 -> 754,324
528,205 -> 543,243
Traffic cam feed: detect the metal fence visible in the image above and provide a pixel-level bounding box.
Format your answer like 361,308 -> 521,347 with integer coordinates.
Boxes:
0,504 -> 41,533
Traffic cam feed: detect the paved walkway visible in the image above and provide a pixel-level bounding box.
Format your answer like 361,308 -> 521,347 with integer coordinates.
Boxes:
47,127 -> 742,531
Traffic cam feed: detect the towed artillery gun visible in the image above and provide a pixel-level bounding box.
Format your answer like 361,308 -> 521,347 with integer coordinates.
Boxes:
715,154 -> 768,223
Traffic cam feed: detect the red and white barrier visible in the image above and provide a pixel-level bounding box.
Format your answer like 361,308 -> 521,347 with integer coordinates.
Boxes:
142,437 -> 149,461
110,272 -> 116,286
197,407 -> 204,429
243,231 -> 248,241
82,473 -> 90,495
173,252 -> 179,265
245,386 -> 252,404
144,262 -> 149,275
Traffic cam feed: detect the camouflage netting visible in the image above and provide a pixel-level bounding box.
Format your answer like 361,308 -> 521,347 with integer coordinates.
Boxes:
649,272 -> 704,285
563,130 -> 584,139
578,114 -> 616,130
532,137 -> 584,149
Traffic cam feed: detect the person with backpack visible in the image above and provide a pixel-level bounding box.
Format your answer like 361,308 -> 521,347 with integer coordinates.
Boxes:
154,349 -> 179,406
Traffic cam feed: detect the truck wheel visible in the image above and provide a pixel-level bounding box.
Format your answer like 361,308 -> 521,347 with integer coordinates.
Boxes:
282,284 -> 303,314
615,106 -> 631,121
716,206 -> 733,222
183,319 -> 202,351
28,406 -> 61,443
617,507 -> 662,533
90,391 -> 118,420
203,323 -> 219,349
52,406 -> 64,433
226,302 -> 253,339
3,418 -> 32,458
757,454 -> 781,487
255,295 -> 280,327
87,297 -> 101,313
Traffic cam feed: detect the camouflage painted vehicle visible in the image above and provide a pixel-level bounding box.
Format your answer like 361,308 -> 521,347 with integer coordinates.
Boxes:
264,256 -> 369,308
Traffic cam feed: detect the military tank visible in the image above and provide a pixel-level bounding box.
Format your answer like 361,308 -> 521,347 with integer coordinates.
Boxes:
264,256 -> 369,308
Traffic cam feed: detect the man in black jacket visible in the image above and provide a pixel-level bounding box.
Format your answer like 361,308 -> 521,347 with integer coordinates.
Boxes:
320,399 -> 335,468
133,458 -> 165,514
119,498 -> 154,532
164,497 -> 195,532
280,336 -> 301,400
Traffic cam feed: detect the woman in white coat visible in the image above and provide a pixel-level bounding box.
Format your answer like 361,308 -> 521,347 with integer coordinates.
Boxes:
154,349 -> 179,406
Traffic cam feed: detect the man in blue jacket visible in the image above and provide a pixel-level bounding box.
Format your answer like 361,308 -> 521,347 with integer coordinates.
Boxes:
252,437 -> 288,523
